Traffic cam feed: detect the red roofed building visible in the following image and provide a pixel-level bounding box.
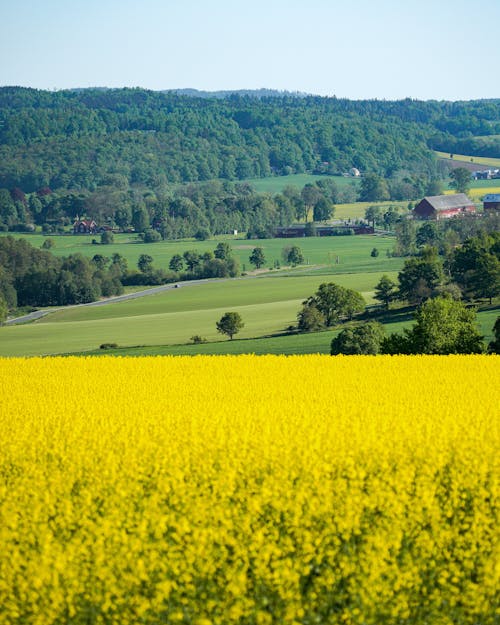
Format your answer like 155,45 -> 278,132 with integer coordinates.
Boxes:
73,219 -> 97,234
413,194 -> 476,220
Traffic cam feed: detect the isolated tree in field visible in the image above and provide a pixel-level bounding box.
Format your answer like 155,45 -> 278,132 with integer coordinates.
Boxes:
138,254 -> 154,273
169,254 -> 184,272
249,247 -> 265,269
382,297 -> 484,354
374,275 -> 398,310
282,245 -> 304,267
330,321 -> 385,355
449,167 -> 472,194
216,312 -> 244,340
301,283 -> 366,327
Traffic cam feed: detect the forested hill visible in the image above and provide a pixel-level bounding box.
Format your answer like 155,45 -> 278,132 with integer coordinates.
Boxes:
1,87 -> 500,193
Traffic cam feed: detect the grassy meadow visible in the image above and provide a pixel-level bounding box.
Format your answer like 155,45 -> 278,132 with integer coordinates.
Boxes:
435,150 -> 500,168
0,232 -> 398,273
2,230 -> 498,357
243,173 -> 361,194
0,266 -> 402,357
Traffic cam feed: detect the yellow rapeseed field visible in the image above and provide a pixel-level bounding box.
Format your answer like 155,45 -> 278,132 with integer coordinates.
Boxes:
0,355 -> 499,625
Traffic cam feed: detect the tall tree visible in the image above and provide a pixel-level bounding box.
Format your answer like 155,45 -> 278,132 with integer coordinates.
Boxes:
449,167 -> 472,194
183,250 -> 201,272
313,197 -> 333,222
374,275 -> 398,310
214,242 -> 232,260
397,254 -> 444,304
382,297 -> 484,354
359,174 -> 390,202
301,283 -> 365,327
138,254 -> 154,273
169,254 -> 184,272
249,247 -> 265,269
216,312 -> 244,340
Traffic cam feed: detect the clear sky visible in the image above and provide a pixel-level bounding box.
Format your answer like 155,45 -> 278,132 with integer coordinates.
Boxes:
1,0 -> 499,101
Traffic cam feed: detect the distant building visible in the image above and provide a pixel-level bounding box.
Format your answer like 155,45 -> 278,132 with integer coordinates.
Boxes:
350,168 -> 361,177
483,194 -> 500,211
473,169 -> 500,180
73,219 -> 97,234
413,194 -> 476,220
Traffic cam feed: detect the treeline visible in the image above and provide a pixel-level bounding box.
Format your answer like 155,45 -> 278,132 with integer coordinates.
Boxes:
0,237 -> 245,312
0,179 -> 343,238
299,230 -> 500,355
0,236 -> 124,308
6,88 -> 500,195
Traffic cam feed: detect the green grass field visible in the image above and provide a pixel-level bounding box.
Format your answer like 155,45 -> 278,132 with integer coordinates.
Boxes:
0,232 -> 398,273
243,173 -> 361,194
0,267 -> 400,356
435,151 -> 500,168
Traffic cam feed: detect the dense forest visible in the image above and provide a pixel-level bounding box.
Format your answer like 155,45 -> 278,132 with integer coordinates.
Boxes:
0,88 -> 500,236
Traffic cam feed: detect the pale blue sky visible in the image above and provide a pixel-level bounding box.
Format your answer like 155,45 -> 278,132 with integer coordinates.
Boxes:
1,0 -> 499,100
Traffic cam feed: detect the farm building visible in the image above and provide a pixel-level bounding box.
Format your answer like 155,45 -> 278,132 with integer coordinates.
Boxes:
473,169 -> 500,180
413,194 -> 476,220
73,219 -> 97,234
483,194 -> 500,211
275,224 -> 373,237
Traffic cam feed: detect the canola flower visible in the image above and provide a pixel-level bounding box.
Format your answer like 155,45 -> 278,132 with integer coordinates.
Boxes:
0,355 -> 499,625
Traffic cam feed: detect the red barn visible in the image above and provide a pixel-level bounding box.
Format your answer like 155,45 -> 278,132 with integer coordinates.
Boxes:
413,194 -> 476,220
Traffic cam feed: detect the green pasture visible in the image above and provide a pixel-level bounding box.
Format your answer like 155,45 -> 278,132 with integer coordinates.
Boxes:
43,306 -> 500,357
243,174 -> 360,194
0,233 -> 398,273
0,269 -> 400,357
435,151 -> 500,168
334,200 -> 409,220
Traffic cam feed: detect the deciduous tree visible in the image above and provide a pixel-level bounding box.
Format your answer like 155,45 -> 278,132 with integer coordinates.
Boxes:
374,275 -> 398,310
449,167 -> 472,194
330,321 -> 385,355
216,312 -> 244,340
382,297 -> 484,354
249,247 -> 265,269
169,254 -> 184,272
